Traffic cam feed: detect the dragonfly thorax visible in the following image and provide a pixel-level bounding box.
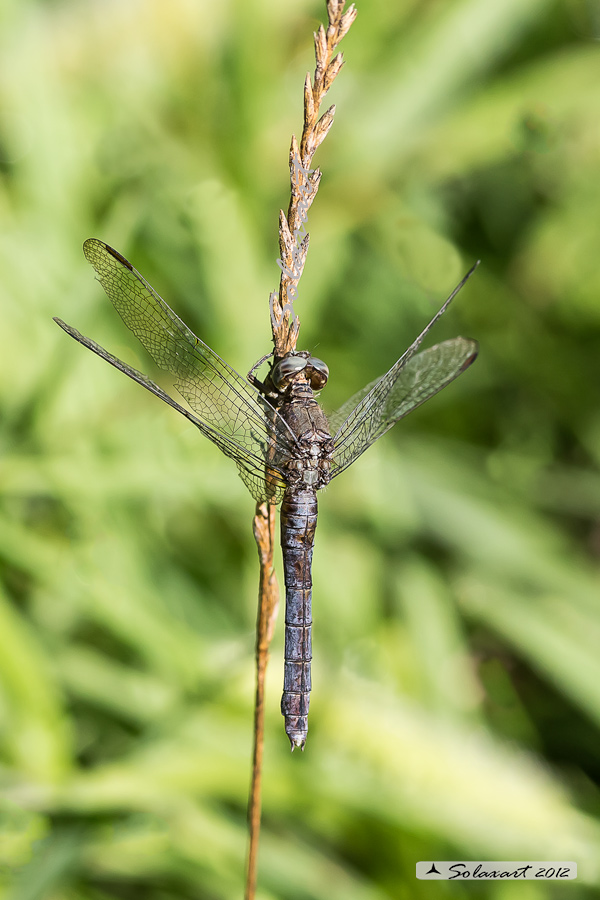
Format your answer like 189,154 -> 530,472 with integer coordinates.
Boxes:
278,385 -> 333,492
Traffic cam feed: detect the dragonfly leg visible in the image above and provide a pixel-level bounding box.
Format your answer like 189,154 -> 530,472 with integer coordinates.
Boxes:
247,350 -> 273,389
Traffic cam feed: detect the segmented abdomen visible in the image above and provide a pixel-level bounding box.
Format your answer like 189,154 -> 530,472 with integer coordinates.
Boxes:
280,487 -> 317,750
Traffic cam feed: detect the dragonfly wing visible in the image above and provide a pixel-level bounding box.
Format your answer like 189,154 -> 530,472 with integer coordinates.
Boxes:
54,318 -> 286,504
327,380 -> 377,437
329,265 -> 479,478
83,240 -> 296,453
331,337 -> 477,477
77,239 -> 297,498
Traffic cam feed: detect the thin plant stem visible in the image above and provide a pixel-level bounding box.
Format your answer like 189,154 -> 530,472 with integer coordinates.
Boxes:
246,501 -> 279,900
245,3 -> 357,898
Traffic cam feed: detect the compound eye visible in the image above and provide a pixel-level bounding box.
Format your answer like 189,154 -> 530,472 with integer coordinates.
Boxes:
307,356 -> 329,390
271,355 -> 307,390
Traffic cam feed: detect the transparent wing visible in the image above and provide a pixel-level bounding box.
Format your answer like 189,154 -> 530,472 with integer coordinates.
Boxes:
330,265 -> 479,478
57,238 -> 298,502
54,318 -> 286,504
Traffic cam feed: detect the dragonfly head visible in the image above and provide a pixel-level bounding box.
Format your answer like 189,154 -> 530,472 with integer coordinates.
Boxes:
271,351 -> 329,393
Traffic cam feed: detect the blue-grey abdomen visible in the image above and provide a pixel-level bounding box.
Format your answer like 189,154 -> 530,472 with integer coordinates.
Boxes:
280,487 -> 318,750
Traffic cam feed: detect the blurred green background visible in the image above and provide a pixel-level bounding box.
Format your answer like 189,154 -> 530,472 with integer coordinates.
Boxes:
2,0 -> 600,897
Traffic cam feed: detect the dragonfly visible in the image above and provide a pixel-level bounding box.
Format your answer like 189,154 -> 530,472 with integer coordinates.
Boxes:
55,238 -> 478,750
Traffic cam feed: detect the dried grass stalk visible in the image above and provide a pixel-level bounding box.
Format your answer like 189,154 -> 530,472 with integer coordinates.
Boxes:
270,0 -> 357,357
247,4 -> 357,898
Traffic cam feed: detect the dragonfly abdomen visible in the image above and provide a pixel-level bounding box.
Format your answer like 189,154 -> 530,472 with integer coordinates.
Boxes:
280,487 -> 318,750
